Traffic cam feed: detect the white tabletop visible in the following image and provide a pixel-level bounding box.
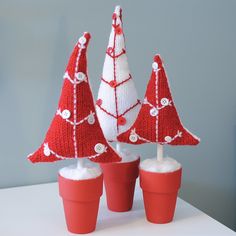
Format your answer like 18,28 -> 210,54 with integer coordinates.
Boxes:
0,182 -> 235,236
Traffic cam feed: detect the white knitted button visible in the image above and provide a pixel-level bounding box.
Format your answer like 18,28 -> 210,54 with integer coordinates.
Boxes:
78,36 -> 86,45
75,72 -> 85,81
62,109 -> 71,119
88,113 -> 95,125
161,98 -> 169,106
150,107 -> 158,117
43,145 -> 50,157
94,143 -> 105,154
164,136 -> 172,142
152,62 -> 158,70
129,134 -> 138,143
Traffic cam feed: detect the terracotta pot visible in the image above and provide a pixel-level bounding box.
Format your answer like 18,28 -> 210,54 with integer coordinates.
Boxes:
140,168 -> 182,224
58,174 -> 103,234
100,157 -> 140,212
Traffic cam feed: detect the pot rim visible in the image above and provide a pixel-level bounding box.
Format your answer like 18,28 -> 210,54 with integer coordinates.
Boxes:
100,156 -> 140,167
140,168 -> 182,193
58,173 -> 103,201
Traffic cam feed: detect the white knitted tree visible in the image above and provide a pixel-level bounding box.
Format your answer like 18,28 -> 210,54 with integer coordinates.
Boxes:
96,6 -> 140,149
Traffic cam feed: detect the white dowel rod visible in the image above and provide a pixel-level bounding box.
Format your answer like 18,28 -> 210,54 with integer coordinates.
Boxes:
116,142 -> 121,152
77,158 -> 84,169
157,144 -> 164,162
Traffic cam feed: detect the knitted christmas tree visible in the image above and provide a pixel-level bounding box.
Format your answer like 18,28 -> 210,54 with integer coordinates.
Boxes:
117,54 -> 200,147
96,6 -> 140,143
117,54 -> 200,223
28,32 -> 121,164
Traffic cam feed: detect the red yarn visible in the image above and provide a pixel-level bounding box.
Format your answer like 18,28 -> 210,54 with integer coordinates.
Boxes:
106,48 -> 126,58
28,33 -> 121,163
115,26 -> 123,35
96,99 -> 102,106
112,21 -> 119,132
96,100 -> 140,120
112,13 -> 117,20
109,80 -> 117,88
117,116 -> 126,126
117,54 -> 200,146
101,74 -> 132,88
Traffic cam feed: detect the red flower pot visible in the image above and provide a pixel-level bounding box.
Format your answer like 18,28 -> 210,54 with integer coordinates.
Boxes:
58,174 -> 103,234
140,168 -> 182,224
100,157 -> 140,212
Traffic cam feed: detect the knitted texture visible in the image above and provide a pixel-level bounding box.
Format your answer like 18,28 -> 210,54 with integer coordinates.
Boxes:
28,32 -> 121,163
117,54 -> 200,145
96,6 -> 140,142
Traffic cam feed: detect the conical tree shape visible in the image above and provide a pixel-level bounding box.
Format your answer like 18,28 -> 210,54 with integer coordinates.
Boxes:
118,54 -> 200,145
28,32 -> 121,163
96,6 -> 140,142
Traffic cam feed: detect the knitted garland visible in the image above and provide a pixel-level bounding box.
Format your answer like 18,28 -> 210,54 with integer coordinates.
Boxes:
117,54 -> 200,145
28,32 -> 121,163
96,6 -> 140,142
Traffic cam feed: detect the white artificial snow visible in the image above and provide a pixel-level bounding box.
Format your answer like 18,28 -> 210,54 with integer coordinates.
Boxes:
59,163 -> 102,180
117,148 -> 139,163
140,157 -> 181,173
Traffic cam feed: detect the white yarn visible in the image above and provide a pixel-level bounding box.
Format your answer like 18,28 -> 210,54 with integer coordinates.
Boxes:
96,6 -> 140,141
118,148 -> 139,163
140,157 -> 181,173
59,164 -> 102,180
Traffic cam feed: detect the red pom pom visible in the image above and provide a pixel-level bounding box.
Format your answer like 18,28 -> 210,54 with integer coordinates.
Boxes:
96,99 -> 102,106
107,47 -> 114,55
117,116 -> 126,126
115,26 -> 123,35
109,80 -> 117,88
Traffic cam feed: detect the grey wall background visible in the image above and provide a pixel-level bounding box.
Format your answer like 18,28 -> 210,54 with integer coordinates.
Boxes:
0,0 -> 235,231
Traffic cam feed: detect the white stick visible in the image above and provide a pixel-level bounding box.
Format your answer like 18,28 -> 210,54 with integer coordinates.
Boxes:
157,144 -> 164,162
77,158 -> 84,169
116,142 -> 121,153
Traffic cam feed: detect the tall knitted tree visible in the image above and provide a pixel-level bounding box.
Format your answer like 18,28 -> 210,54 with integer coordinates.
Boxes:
118,54 -> 200,223
27,32 -> 121,234
96,5 -> 140,145
96,6 -> 140,212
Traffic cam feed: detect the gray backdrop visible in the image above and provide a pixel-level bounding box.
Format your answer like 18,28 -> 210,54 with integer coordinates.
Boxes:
0,0 -> 235,231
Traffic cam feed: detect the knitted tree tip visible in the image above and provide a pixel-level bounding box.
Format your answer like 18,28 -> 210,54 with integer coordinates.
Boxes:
117,54 -> 200,146
113,5 -> 122,20
96,6 -> 140,142
28,32 -> 121,164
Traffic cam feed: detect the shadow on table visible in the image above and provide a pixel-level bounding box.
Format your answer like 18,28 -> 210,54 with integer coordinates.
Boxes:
172,198 -> 203,223
96,199 -> 145,231
97,197 -> 205,231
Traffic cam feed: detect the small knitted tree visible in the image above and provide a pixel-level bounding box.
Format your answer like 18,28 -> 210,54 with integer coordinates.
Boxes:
118,54 -> 200,223
117,54 -> 200,151
96,6 -> 140,151
28,32 -> 121,165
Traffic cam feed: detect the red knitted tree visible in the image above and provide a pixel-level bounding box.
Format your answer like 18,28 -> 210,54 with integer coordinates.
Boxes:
28,32 -> 121,163
117,54 -> 200,148
117,54 -> 200,224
